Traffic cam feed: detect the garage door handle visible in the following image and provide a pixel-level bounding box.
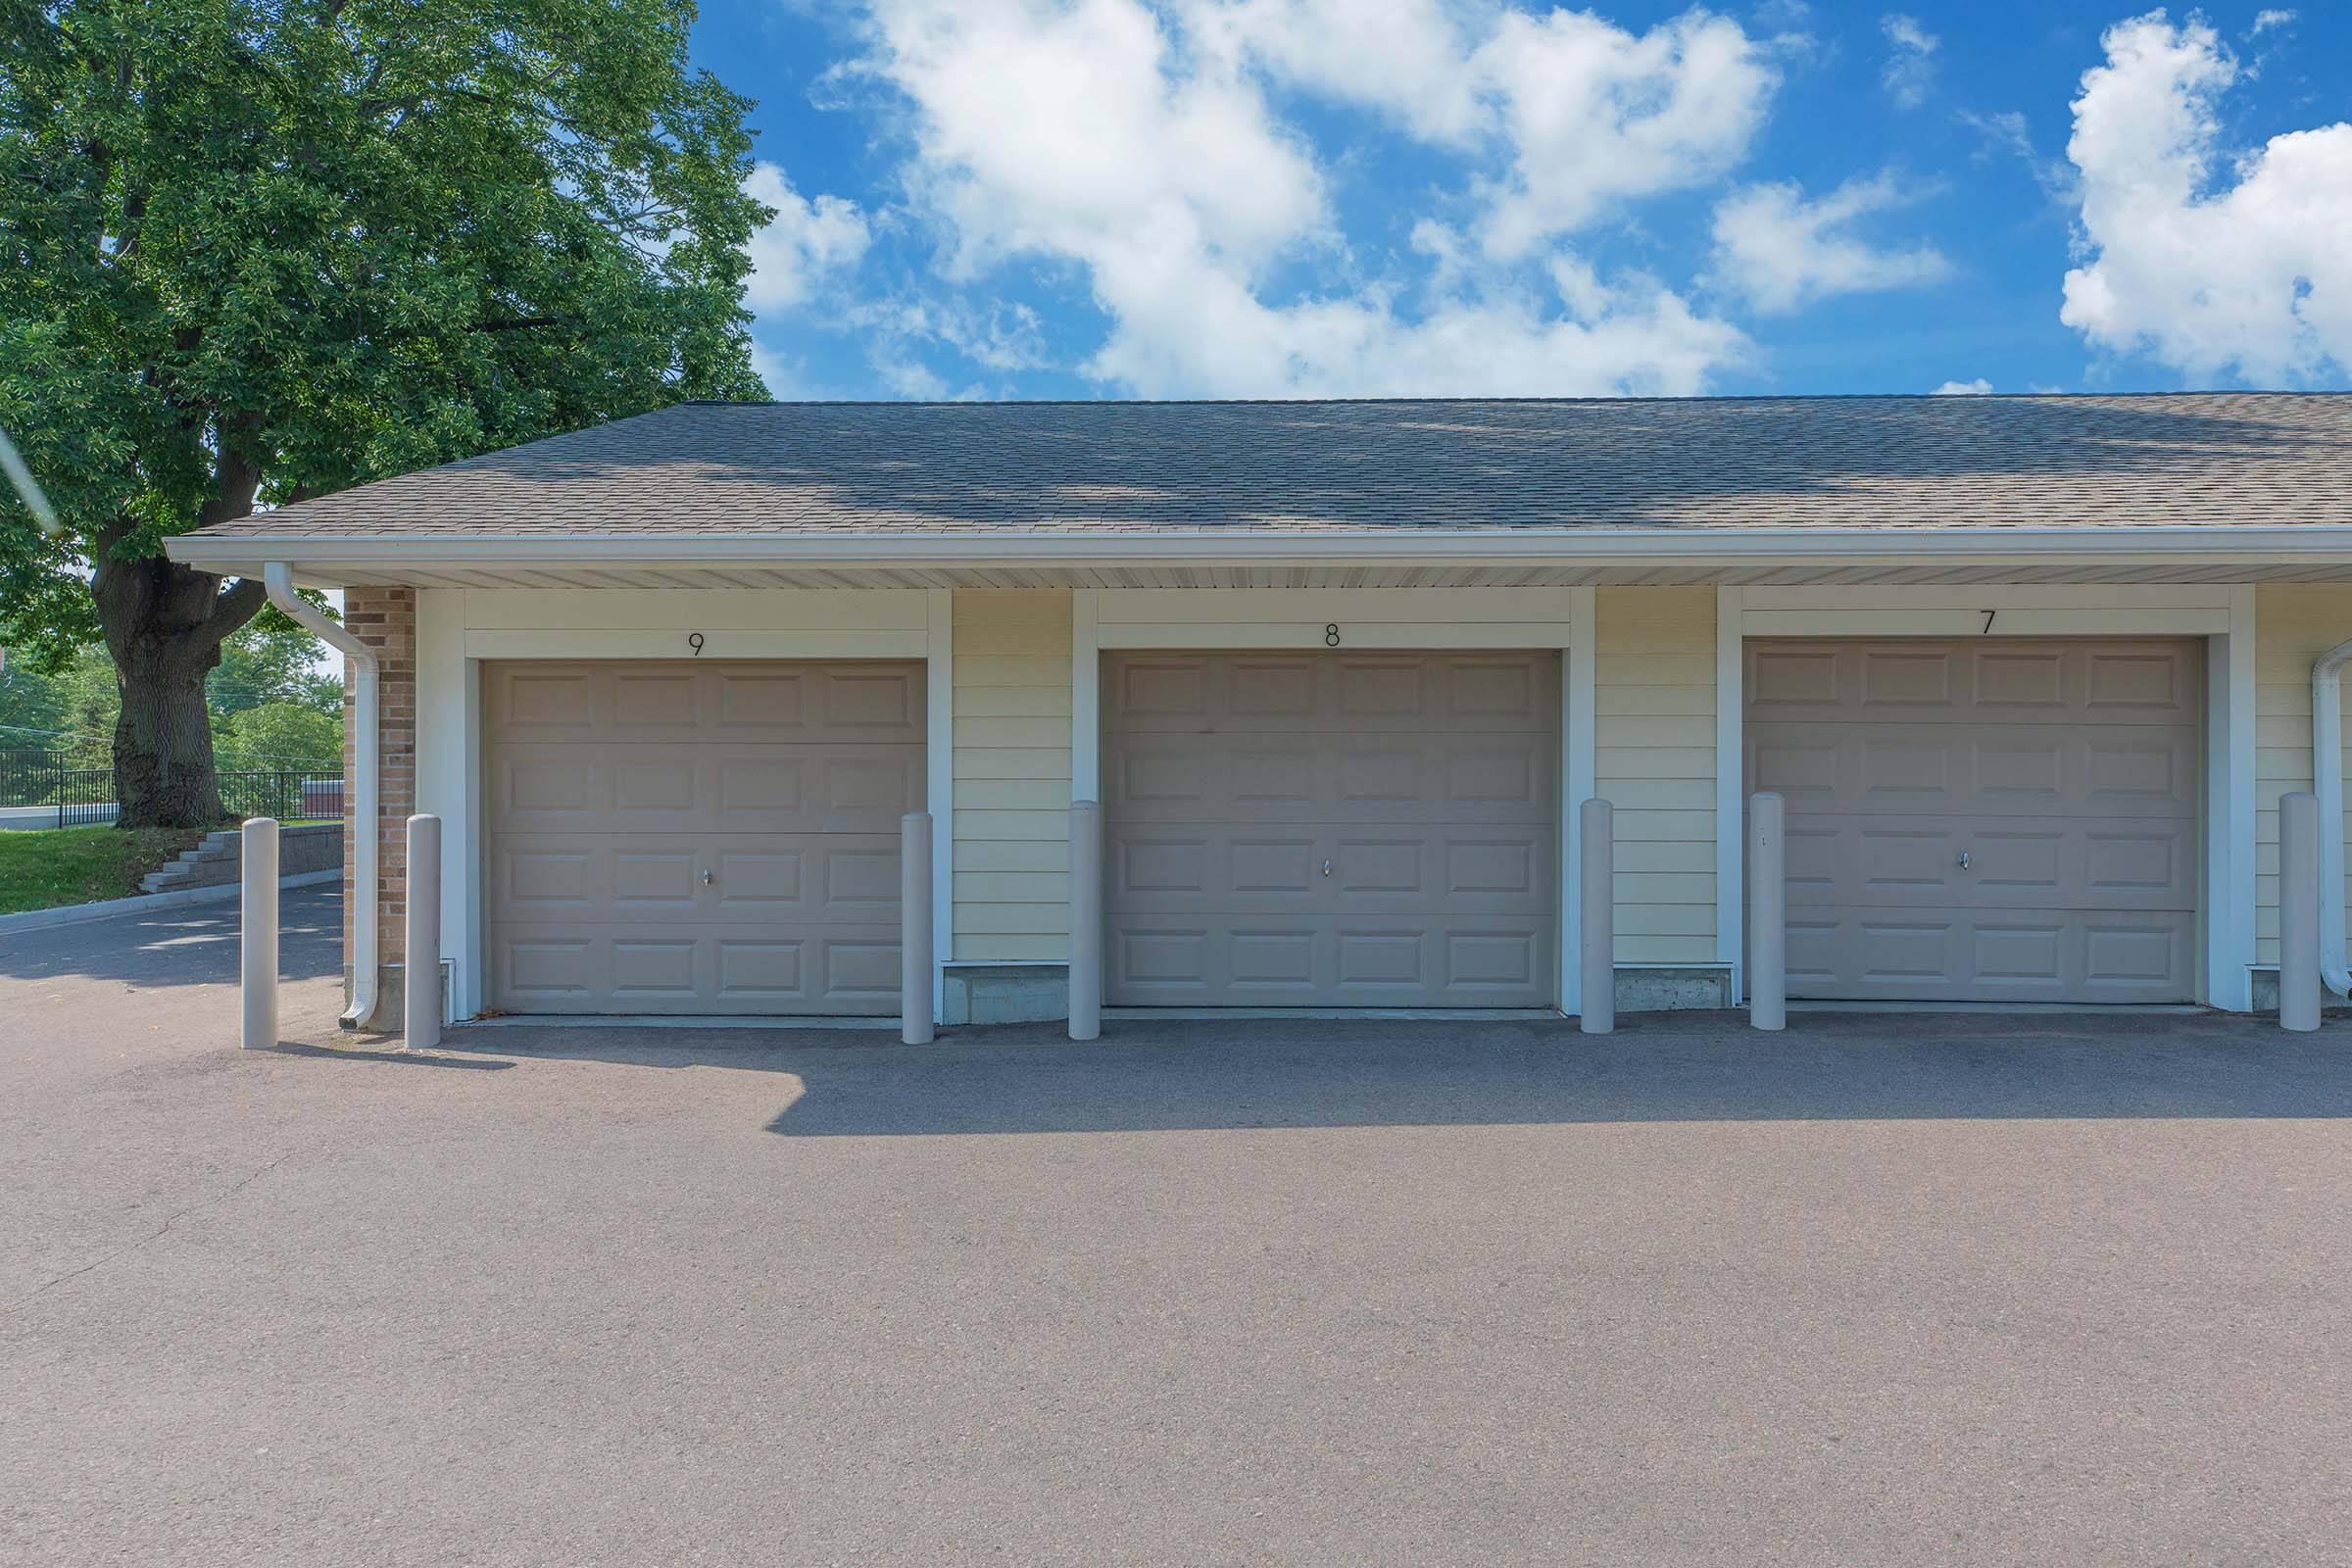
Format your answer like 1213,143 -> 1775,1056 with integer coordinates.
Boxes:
702,869 -> 714,886
1956,851 -> 1970,870
1321,859 -> 1332,877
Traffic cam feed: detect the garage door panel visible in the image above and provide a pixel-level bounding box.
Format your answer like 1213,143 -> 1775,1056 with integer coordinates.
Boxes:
1108,735 -> 1553,824
1751,637 -> 2198,1004
1786,906 -> 2195,1003
1107,652 -> 1557,734
1783,814 -> 2196,909
487,662 -> 925,744
1747,640 -> 2200,726
491,834 -> 904,925
1108,827 -> 1552,915
1108,915 -> 1554,1007
1104,651 -> 1557,1007
491,924 -> 906,1015
488,744 -> 922,834
486,660 -> 921,1016
1751,725 -> 2197,817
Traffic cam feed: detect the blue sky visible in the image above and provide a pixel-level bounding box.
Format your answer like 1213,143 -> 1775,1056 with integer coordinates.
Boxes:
686,2 -> 2351,401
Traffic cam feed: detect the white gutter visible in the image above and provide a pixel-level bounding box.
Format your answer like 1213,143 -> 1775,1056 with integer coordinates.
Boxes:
2315,636 -> 2352,998
166,523 -> 2352,572
262,563 -> 380,1029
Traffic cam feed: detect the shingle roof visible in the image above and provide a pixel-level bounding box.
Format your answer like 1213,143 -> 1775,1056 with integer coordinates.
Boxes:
196,393 -> 2352,539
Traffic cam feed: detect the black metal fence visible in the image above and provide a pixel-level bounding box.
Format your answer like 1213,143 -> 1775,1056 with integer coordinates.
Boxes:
0,750 -> 341,828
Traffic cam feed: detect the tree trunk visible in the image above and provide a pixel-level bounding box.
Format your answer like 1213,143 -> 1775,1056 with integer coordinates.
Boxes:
90,531 -> 269,830
110,629 -> 227,828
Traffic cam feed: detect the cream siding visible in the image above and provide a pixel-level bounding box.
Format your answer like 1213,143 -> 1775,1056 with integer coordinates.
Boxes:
2254,586 -> 2352,967
1594,587 -> 1717,962
953,590 -> 1073,960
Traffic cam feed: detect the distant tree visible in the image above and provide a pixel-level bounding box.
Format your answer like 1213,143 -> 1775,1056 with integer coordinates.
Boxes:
0,655 -> 67,750
52,646 -> 122,769
208,600 -> 344,721
217,700 -> 341,773
0,0 -> 769,826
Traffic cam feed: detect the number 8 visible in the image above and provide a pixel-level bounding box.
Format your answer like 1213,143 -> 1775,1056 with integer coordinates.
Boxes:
1324,623 -> 1341,647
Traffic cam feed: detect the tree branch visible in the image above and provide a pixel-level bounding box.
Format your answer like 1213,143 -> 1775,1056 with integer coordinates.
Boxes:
204,577 -> 270,647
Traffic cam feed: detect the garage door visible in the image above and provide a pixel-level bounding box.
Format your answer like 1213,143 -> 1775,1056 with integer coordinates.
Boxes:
1102,651 -> 1557,1007
485,661 -> 924,1015
1746,639 -> 2201,1004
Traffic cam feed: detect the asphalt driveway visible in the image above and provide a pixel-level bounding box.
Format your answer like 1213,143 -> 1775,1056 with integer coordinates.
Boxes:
5,888 -> 2351,1565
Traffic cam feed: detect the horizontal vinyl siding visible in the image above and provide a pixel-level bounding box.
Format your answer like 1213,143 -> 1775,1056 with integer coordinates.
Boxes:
1595,587 -> 1717,964
954,591 -> 1073,961
2254,586 -> 2352,967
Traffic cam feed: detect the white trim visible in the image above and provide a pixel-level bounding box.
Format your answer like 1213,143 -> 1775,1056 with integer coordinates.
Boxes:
1738,585 -> 2240,611
927,589 -> 954,1020
1740,609 -> 2230,638
415,590 -> 473,1019
1561,588 -> 1596,1015
461,629 -> 930,661
1093,587 -> 1600,621
265,564 -> 381,1028
2217,585 -> 2259,1009
1095,622 -> 1587,650
409,589 -> 953,1023
1070,589 -> 1102,806
167,525 -> 2352,573
1077,587 -> 1587,1014
1727,583 -> 2260,1011
1715,587 -> 1745,1003
452,588 -> 929,630
462,655 -> 484,1023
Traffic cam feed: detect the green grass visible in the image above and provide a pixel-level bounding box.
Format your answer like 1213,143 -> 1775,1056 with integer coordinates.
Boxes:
0,826 -> 208,914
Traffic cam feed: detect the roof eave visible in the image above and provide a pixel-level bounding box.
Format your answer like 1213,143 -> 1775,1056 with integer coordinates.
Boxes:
166,524 -> 2352,576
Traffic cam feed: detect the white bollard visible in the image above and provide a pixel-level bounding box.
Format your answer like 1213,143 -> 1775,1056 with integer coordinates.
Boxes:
2281,791 -> 2322,1033
1069,801 -> 1102,1042
240,817 -> 279,1050
404,814 -> 442,1050
1748,792 -> 1786,1032
902,811 -> 934,1045
1580,798 -> 1614,1034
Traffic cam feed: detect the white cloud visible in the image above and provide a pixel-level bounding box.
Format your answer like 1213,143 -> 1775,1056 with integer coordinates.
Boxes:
1959,109 -> 2078,203
1183,0 -> 1488,144
748,339 -> 801,398
1932,377 -> 1993,394
1880,14 -> 1937,109
1708,172 -> 1952,313
1177,1 -> 1779,255
742,162 -> 871,313
2249,9 -> 2295,36
855,0 -> 1770,397
2059,14 -> 2352,382
1472,7 -> 1778,257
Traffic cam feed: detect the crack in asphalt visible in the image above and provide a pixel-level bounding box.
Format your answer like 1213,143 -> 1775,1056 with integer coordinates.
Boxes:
8,1149 -> 296,1312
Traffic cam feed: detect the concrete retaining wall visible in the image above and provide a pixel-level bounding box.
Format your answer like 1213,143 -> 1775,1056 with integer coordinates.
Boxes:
142,822 -> 342,895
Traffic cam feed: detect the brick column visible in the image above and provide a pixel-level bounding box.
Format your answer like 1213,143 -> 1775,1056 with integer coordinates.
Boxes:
342,588 -> 416,1025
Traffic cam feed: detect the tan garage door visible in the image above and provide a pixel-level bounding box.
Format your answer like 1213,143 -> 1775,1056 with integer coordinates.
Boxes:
484,661 -> 924,1015
1102,651 -> 1557,1007
1746,638 -> 2201,1004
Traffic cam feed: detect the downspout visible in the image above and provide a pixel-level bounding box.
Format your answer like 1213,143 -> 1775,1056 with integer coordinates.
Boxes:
263,564 -> 380,1028
2313,636 -> 2352,999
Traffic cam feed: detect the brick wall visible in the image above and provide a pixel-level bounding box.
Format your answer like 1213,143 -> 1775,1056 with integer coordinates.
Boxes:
342,587 -> 416,1019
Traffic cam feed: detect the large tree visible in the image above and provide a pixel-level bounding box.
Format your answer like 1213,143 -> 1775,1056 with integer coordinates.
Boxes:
1,0 -> 767,825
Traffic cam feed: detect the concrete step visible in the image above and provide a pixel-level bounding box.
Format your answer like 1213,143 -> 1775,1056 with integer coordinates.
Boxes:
141,825 -> 245,895
137,820 -> 344,896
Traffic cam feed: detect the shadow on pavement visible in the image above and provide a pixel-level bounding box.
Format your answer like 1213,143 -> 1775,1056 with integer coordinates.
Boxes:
0,886 -> 342,989
251,1042 -> 514,1071
441,1010 -> 2352,1135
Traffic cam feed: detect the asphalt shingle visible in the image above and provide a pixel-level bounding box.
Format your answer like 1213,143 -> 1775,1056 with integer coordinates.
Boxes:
191,393 -> 2352,539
